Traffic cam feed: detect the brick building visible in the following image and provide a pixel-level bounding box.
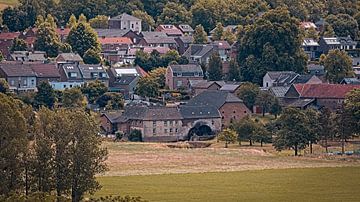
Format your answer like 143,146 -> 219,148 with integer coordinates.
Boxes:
165,64 -> 204,90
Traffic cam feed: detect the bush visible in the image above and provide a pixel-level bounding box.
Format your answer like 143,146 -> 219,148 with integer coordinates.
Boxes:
88,195 -> 147,202
128,129 -> 142,142
115,131 -> 124,141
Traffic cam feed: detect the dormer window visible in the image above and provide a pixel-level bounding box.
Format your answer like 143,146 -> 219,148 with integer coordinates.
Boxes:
91,72 -> 98,78
69,72 -> 77,78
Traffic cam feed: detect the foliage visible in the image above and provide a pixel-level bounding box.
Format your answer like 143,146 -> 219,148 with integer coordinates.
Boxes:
66,21 -> 101,57
0,51 -> 3,62
238,7 -> 307,84
34,81 -> 56,109
88,195 -> 147,202
226,59 -> 241,81
211,23 -> 224,41
269,98 -> 282,118
158,2 -> 191,25
81,80 -> 108,104
62,88 -> 85,108
344,89 -> 360,134
128,129 -> 143,142
0,79 -> 9,94
193,25 -> 208,44
96,92 -> 124,110
132,10 -> 155,31
134,50 -> 182,72
236,82 -> 260,111
304,108 -> 320,154
83,48 -> 102,64
10,38 -> 28,52
135,76 -> 160,98
323,49 -> 354,83
67,14 -> 77,28
326,14 -> 359,40
89,15 -> 109,29
207,53 -> 223,81
34,15 -> 62,57
273,108 -> 309,156
255,91 -> 275,117
222,28 -> 237,45
218,128 -> 237,148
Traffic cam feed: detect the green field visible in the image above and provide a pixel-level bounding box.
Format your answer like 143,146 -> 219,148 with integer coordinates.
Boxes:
96,167 -> 360,202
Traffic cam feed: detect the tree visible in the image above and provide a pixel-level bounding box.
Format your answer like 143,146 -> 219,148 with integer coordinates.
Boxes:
162,50 -> 181,66
344,89 -> 360,134
324,49 -> 354,83
158,2 -> 191,25
96,92 -> 124,110
66,21 -> 101,57
236,82 -> 260,112
304,27 -> 319,40
321,23 -> 335,37
62,88 -> 85,108
128,129 -> 143,142
304,108 -> 320,154
318,108 -> 333,153
269,98 -> 282,118
222,28 -> 236,45
78,13 -> 87,24
218,128 -> 237,148
132,10 -> 155,31
34,81 -> 56,109
273,108 -> 309,156
211,22 -> 223,41
34,15 -> 62,57
134,50 -> 151,72
0,93 -> 28,195
227,59 -> 241,81
67,14 -> 77,28
0,51 -> 3,62
89,15 -> 109,29
135,76 -> 159,98
326,14 -> 359,40
10,38 -> 28,52
148,67 -> 167,89
83,48 -> 102,64
81,80 -> 108,104
232,116 -> 257,146
207,53 -> 223,81
0,79 -> 9,94
193,25 -> 208,44
238,7 -> 307,84
253,122 -> 272,147
334,109 -> 354,155
256,91 -> 275,117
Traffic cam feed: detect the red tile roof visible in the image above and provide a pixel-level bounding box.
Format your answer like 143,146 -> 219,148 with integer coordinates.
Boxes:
56,28 -> 71,36
99,37 -> 133,45
294,84 -> 359,99
0,32 -> 20,40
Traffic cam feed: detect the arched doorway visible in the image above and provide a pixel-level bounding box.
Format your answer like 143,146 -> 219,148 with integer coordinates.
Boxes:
187,122 -> 214,141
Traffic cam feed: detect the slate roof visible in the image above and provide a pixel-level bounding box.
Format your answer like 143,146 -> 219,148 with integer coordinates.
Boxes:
341,78 -> 360,85
219,84 -> 241,92
293,84 -> 360,99
293,75 -> 316,84
121,106 -> 182,121
288,98 -> 316,108
0,63 -> 36,77
28,53 -> 46,61
338,36 -> 357,46
170,64 -> 203,74
57,53 -> 83,62
180,105 -> 221,119
96,29 -> 131,38
269,86 -> 290,98
211,41 -> 231,49
302,38 -> 319,46
30,63 -> 60,78
177,24 -> 194,33
187,44 -> 214,56
307,64 -> 325,75
61,63 -> 82,79
110,13 -> 140,22
186,90 -> 243,109
176,36 -> 193,44
79,64 -> 108,79
191,80 -> 222,89
116,76 -> 137,85
142,36 -> 177,44
140,31 -> 168,38
101,111 -> 124,123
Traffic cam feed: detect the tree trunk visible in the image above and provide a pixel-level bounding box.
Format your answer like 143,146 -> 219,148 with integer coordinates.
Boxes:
325,138 -> 328,153
249,139 -> 252,146
262,108 -> 265,117
294,145 -> 298,156
260,140 -> 263,147
310,142 -> 313,154
341,137 -> 345,155
275,114 -> 278,119
225,142 -> 228,148
25,165 -> 29,196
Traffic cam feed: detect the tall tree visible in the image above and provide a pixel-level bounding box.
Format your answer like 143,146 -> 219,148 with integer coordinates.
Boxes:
344,89 -> 360,134
238,7 -> 307,84
211,22 -> 224,41
83,48 -> 102,64
158,2 -> 191,25
326,14 -> 359,40
218,128 -> 237,148
10,38 -> 28,52
273,108 -> 309,156
222,28 -> 236,45
132,10 -> 155,31
66,20 -> 101,57
67,14 -> 77,28
34,15 -> 62,57
81,80 -> 108,104
207,53 -> 223,81
324,49 -> 354,83
193,25 -> 208,44
34,81 -> 56,109
236,82 -> 260,112
227,59 -> 241,81
62,88 -> 85,108
96,92 -> 124,110
256,91 -> 275,117
304,108 -> 320,154
89,15 -> 109,29
318,108 -> 333,153
135,76 -> 160,98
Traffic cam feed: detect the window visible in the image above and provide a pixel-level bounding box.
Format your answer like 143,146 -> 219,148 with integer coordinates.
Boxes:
131,24 -> 134,28
23,79 -> 27,86
164,121 -> 167,126
170,121 -> 173,125
170,128 -> 173,133
10,80 -> 14,86
175,128 -> 178,133
153,128 -> 156,135
175,120 -> 178,125
211,120 -> 215,125
233,111 -> 236,113
69,72 -> 77,78
31,79 -> 35,86
164,129 -> 168,133
176,80 -> 183,87
153,121 -> 156,127
244,111 -> 247,114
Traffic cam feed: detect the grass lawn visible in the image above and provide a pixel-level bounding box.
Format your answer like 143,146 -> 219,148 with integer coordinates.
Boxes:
95,167 -> 360,202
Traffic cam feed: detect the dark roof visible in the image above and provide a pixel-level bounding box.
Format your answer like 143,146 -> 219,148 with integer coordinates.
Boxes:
57,53 -> 82,62
61,63 -> 82,79
116,76 -> 137,85
121,106 -> 182,121
96,29 -> 131,38
170,64 -> 202,74
177,24 -> 194,33
142,36 -> 177,44
187,90 -> 243,109
30,63 -> 61,78
0,63 -> 36,77
140,31 -> 168,38
288,99 -> 316,108
176,36 -> 193,44
293,75 -> 316,84
341,78 -> 360,85
191,80 -> 220,89
110,13 -> 140,21
337,36 -> 357,46
101,111 -> 124,123
269,86 -> 290,98
219,84 -> 241,92
79,64 -> 109,79
180,105 -> 221,119
28,53 -> 46,61
187,44 -> 214,57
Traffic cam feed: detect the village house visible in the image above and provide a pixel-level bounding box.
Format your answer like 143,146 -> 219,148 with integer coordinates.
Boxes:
56,63 -> 84,90
319,36 -> 357,54
0,63 -> 37,92
211,41 -> 231,62
100,105 -> 222,142
176,24 -> 194,36
219,83 -> 241,94
189,80 -> 225,96
98,37 -> 133,51
340,78 -> 360,85
284,83 -> 360,111
108,13 -> 142,33
302,38 -> 320,60
79,64 -> 109,87
263,71 -> 322,88
107,65 -> 147,99
155,25 -> 183,37
55,53 -> 83,65
186,90 -> 251,127
30,63 -> 61,85
183,44 -> 218,64
165,64 -> 204,90
9,51 -> 47,63
175,36 -> 193,54
138,34 -> 178,49
96,29 -> 141,44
